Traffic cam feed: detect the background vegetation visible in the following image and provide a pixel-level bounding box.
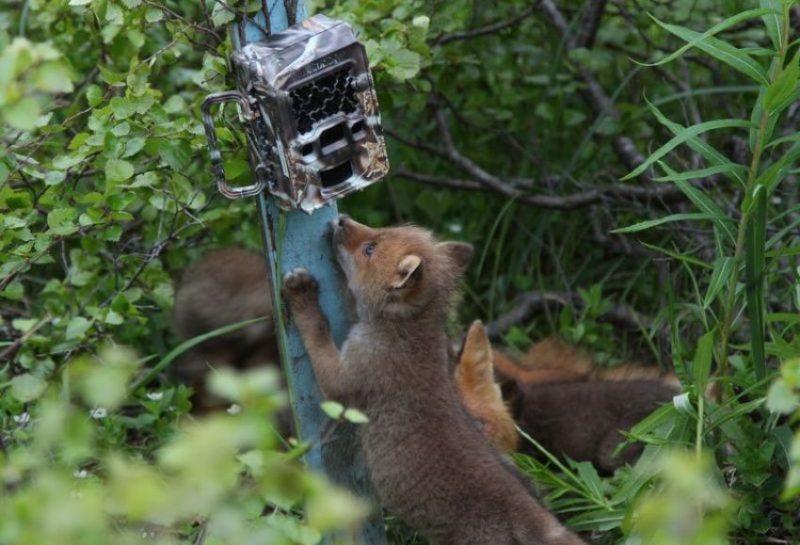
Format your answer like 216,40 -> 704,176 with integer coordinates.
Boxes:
2,0 -> 800,544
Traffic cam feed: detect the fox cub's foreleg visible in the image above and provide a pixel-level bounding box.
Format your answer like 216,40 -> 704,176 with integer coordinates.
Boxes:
282,268 -> 351,400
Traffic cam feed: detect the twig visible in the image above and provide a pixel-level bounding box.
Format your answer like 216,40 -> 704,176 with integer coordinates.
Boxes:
538,0 -> 650,179
394,167 -> 683,209
433,5 -> 537,45
576,0 -> 609,48
0,314 -> 51,363
391,103 -> 688,209
485,290 -> 651,339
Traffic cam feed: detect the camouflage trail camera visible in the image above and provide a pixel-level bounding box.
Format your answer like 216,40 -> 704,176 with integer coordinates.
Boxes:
201,14 -> 390,211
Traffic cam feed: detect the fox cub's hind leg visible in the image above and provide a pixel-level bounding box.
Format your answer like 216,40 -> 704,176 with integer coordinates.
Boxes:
282,268 -> 348,400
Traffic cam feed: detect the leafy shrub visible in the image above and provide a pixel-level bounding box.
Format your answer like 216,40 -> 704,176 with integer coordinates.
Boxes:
2,0 -> 800,544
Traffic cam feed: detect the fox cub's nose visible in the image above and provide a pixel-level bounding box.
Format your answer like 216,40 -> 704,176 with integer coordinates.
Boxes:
330,214 -> 350,235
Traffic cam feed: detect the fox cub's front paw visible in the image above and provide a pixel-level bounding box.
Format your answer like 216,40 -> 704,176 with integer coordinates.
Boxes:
282,268 -> 319,311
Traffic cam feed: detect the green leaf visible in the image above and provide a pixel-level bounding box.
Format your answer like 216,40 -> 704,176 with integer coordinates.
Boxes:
80,357 -> 137,410
123,137 -> 146,158
652,17 -> 769,85
110,96 -> 136,119
105,159 -> 134,182
10,373 -> 47,402
111,122 -> 130,136
745,185 -> 767,382
573,461 -> 604,500
4,97 -> 41,131
154,139 -> 190,170
760,0 -> 785,51
211,2 -> 235,27
646,99 -> 746,185
320,401 -> 345,420
45,170 -> 66,186
223,158 -> 249,181
47,207 -> 78,235
764,52 -> 799,114
652,163 -> 746,183
343,408 -> 369,424
105,309 -> 124,325
645,9 -> 773,68
692,330 -> 715,392
144,7 -> 163,22
656,162 -> 737,244
628,403 -> 680,438
385,47 -> 421,81
66,316 -> 92,340
621,118 -> 750,180
86,84 -> 103,107
33,61 -> 74,93
703,257 -> 734,309
766,380 -> 798,414
612,213 -> 723,234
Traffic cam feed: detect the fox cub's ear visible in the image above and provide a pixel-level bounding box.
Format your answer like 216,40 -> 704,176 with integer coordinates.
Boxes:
439,242 -> 474,273
391,254 -> 423,289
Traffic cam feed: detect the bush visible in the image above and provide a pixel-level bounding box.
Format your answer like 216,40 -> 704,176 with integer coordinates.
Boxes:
2,0 -> 800,544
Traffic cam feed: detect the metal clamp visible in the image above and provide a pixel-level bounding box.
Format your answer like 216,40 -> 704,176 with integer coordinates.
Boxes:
201,90 -> 266,199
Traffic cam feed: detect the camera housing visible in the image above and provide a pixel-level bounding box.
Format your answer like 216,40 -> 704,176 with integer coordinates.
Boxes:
202,15 -> 389,211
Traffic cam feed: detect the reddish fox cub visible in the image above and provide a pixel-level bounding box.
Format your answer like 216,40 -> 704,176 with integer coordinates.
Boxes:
282,216 -> 586,545
454,320 -> 519,453
456,329 -> 679,473
492,337 -> 679,387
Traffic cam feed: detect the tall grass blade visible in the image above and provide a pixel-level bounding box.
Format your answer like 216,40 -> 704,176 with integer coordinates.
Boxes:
656,162 -> 737,243
704,257 -> 735,309
760,0 -> 785,50
612,213 -> 726,234
756,141 -> 800,195
652,163 -> 747,183
764,51 -> 799,114
622,119 -> 751,180
646,99 -> 747,185
652,18 -> 769,85
692,329 -> 715,393
644,9 -> 773,68
130,316 -> 269,391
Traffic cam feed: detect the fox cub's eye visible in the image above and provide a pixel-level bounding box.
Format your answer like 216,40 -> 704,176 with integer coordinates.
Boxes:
363,242 -> 376,257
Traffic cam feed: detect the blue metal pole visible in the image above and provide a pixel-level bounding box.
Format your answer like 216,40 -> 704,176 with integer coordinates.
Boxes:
232,3 -> 386,544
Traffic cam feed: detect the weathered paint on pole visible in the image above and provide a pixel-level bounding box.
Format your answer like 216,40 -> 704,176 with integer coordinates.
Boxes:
232,3 -> 386,543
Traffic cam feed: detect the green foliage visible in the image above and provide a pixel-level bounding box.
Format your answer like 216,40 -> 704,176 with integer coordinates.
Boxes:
0,347 -> 365,545
624,452 -> 733,545
2,0 -> 800,544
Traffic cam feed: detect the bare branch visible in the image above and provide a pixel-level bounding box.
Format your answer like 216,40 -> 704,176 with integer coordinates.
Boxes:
485,290 -> 651,340
576,0 -> 609,48
539,0 -> 650,178
390,105 -> 687,209
394,167 -> 685,209
434,5 -> 537,45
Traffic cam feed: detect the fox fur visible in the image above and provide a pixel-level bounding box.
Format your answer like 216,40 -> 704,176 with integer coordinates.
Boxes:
454,320 -> 519,453
457,329 -> 679,472
494,337 -> 679,387
282,216 -> 586,545
172,247 -> 277,411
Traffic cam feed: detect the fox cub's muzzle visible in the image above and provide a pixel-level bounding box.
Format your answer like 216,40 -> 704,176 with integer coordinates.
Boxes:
331,215 -> 374,254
